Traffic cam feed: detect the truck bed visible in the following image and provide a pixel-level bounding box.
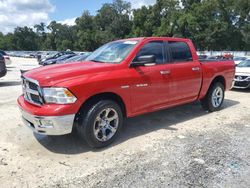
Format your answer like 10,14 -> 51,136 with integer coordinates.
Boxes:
198,60 -> 235,99
199,59 -> 234,63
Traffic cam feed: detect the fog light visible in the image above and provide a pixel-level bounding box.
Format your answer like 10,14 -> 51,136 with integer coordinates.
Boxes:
39,120 -> 54,128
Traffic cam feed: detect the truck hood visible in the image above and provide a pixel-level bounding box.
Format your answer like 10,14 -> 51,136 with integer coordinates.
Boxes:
235,67 -> 250,76
24,61 -> 119,86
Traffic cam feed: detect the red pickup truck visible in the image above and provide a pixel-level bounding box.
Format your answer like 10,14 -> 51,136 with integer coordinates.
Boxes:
18,37 -> 235,148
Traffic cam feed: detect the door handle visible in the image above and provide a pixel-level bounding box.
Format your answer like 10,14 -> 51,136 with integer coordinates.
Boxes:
160,70 -> 171,75
192,67 -> 200,71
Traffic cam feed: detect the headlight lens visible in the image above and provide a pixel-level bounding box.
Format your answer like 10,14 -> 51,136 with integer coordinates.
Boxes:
43,88 -> 77,104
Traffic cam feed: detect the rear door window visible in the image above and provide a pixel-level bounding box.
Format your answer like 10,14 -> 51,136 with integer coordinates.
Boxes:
169,41 -> 193,62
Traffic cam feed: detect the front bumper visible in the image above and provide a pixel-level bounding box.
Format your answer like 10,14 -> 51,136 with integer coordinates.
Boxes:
20,108 -> 75,135
233,79 -> 250,89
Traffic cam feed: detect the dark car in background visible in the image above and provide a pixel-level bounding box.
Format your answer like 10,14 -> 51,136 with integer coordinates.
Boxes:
42,54 -> 76,66
233,56 -> 247,65
58,52 -> 92,64
38,51 -> 75,65
0,54 -> 7,78
0,50 -> 11,65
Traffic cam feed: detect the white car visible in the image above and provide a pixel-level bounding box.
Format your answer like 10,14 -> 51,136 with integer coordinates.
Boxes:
233,59 -> 250,89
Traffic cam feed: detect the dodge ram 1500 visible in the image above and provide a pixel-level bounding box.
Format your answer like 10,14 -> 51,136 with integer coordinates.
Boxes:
18,37 -> 235,148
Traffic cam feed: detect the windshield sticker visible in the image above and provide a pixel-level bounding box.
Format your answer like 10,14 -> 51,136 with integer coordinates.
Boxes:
123,41 -> 138,45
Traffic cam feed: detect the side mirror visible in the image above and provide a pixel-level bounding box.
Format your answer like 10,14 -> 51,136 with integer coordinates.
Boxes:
131,55 -> 156,67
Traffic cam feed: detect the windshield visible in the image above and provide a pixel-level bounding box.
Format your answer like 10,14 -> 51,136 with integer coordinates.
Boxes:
58,54 -> 74,60
237,60 -> 250,67
64,55 -> 81,62
234,57 -> 246,61
63,54 -> 89,63
86,40 -> 138,64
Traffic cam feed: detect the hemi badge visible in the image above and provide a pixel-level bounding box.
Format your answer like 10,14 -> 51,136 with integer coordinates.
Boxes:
121,85 -> 130,89
136,84 -> 148,87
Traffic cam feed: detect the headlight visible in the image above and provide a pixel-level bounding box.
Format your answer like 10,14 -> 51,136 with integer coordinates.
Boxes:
43,88 -> 77,104
247,77 -> 250,81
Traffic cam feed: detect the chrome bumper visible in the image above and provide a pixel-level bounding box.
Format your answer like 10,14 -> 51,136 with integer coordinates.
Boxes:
20,109 -> 75,135
232,80 -> 250,89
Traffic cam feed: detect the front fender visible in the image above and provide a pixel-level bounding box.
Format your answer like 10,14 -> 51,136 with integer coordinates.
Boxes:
55,74 -> 133,117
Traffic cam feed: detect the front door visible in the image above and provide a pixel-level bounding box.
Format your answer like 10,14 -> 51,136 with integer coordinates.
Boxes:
129,41 -> 171,114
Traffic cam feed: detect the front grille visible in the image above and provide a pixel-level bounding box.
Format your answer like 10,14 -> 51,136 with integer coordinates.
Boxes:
30,93 -> 41,104
22,77 -> 43,105
234,81 -> 250,88
235,76 -> 248,80
28,82 -> 38,90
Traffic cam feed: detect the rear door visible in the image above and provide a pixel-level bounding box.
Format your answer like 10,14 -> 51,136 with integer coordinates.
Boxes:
166,41 -> 202,103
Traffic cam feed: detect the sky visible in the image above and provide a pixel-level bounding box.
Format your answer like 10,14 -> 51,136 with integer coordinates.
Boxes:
0,0 -> 156,34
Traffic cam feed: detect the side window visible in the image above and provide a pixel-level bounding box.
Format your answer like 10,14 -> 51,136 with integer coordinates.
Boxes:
169,41 -> 193,62
134,41 -> 164,64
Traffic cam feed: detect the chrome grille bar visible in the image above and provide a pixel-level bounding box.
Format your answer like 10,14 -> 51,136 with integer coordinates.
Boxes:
21,76 -> 43,106
26,88 -> 39,95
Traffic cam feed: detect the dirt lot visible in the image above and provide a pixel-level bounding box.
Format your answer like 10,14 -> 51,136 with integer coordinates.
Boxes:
0,57 -> 249,188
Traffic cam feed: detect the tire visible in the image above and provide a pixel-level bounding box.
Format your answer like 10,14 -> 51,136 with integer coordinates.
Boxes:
201,82 -> 225,112
76,100 -> 123,148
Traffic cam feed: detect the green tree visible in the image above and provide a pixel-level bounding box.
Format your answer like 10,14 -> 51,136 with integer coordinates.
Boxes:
76,11 -> 96,51
95,0 -> 132,39
44,21 -> 76,50
12,27 -> 38,50
0,0 -> 249,51
131,6 -> 154,37
34,22 -> 47,50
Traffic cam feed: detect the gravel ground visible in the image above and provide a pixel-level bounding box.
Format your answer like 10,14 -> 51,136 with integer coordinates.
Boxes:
0,57 -> 249,188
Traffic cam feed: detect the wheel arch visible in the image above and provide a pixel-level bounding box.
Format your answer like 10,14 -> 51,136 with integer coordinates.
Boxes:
199,75 -> 226,100
77,92 -> 127,118
200,75 -> 226,112
210,75 -> 226,89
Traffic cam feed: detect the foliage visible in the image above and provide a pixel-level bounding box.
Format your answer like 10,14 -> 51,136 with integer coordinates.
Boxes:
0,0 -> 249,51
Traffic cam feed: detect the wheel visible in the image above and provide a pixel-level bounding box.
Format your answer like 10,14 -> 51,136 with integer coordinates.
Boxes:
201,82 -> 225,112
76,100 -> 123,148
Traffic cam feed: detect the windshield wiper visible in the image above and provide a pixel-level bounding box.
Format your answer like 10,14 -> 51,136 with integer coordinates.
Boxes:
90,59 -> 106,63
89,59 -> 118,64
